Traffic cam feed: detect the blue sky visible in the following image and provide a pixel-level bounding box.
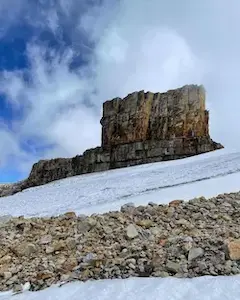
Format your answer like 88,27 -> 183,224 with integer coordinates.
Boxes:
0,0 -> 240,183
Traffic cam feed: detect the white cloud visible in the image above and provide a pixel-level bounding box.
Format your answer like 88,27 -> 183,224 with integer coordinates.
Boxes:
0,0 -> 240,180
1,44 -> 98,161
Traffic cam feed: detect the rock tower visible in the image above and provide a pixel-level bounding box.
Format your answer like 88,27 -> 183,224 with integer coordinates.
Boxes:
0,84 -> 223,197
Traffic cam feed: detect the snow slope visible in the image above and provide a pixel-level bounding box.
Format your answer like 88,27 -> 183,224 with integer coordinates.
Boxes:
1,276 -> 240,300
0,149 -> 240,218
1,149 -> 240,300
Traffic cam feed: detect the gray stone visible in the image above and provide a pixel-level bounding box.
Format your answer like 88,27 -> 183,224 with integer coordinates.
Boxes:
167,207 -> 175,217
129,263 -> 136,270
148,202 -> 157,207
60,274 -> 70,282
182,236 -> 193,252
154,271 -> 169,277
40,235 -> 52,245
12,284 -> 23,294
126,258 -> 136,265
0,215 -> 12,225
3,272 -> 12,280
78,218 -> 97,233
121,203 -> 135,212
103,226 -> 113,234
66,238 -> 76,250
126,224 -> 138,239
188,247 -> 204,261
53,240 -> 66,251
175,219 -> 191,227
150,227 -> 162,236
231,266 -> 240,274
82,253 -> 96,263
225,260 -> 232,274
16,243 -> 37,257
166,261 -> 180,273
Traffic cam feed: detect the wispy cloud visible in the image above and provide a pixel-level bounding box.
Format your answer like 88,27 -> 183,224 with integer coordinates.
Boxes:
0,0 -> 239,180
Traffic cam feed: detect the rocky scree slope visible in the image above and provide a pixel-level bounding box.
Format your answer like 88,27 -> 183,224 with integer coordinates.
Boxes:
0,192 -> 239,293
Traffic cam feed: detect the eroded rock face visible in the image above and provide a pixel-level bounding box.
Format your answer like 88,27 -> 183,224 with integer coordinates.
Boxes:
26,158 -> 73,187
101,85 -> 210,148
0,183 -> 23,198
0,84 -> 223,197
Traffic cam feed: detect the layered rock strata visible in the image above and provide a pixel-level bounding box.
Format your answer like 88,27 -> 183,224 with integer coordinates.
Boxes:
0,84 -> 223,196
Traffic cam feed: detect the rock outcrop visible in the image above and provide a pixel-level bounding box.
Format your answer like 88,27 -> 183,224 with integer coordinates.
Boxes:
101,85 -> 209,148
0,84 -> 223,197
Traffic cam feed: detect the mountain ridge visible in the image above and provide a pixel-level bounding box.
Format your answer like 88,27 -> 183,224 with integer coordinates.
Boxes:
0,84 -> 223,197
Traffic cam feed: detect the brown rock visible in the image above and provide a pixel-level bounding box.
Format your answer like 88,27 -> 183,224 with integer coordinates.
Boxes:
169,200 -> 184,207
15,243 -> 37,257
36,271 -> 53,280
62,258 -> 78,272
101,90 -> 155,147
53,240 -> 66,252
136,219 -> 154,229
227,240 -> 240,260
159,239 -> 167,246
0,255 -> 12,264
102,85 -> 208,147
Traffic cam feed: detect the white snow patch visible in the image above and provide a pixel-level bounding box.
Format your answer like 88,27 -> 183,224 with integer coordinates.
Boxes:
1,276 -> 240,300
0,149 -> 240,218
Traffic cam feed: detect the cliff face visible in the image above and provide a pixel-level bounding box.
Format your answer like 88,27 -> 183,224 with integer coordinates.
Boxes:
0,84 -> 223,197
101,85 -> 209,148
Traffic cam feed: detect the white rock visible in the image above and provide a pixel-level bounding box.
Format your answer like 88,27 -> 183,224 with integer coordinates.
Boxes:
126,224 -> 138,239
22,282 -> 31,292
